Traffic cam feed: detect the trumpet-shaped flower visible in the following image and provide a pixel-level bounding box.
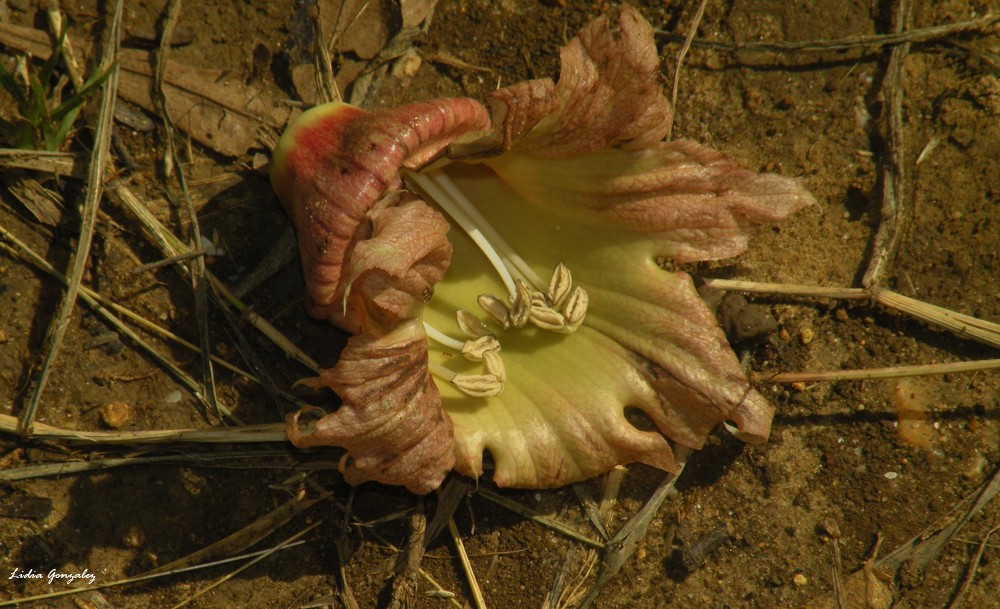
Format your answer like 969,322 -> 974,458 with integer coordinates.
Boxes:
270,7 -> 815,493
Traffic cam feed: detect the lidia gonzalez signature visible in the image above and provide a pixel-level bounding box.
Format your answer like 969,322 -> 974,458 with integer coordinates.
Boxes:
8,567 -> 96,586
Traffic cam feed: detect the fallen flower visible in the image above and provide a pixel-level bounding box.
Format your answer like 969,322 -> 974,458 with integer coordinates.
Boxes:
270,7 -> 815,493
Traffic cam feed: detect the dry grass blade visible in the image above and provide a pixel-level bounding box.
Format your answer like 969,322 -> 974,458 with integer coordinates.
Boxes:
143,491 -> 330,576
576,449 -> 688,609
18,0 -> 123,435
802,466 -> 1000,608
448,516 -> 488,609
0,413 -> 286,444
169,519 -> 323,609
655,11 -> 1000,54
0,224 -> 241,422
108,178 -> 321,373
863,0 -> 914,291
476,488 -> 603,549
44,1 -> 84,89
879,464 -> 1000,573
1,222 -> 305,396
0,148 -> 84,177
313,1 -> 342,103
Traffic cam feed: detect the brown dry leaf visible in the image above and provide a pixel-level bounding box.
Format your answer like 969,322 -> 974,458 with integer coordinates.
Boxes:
3,174 -> 66,226
319,0 -> 391,60
0,23 -> 289,156
401,0 -> 439,30
798,562 -> 895,609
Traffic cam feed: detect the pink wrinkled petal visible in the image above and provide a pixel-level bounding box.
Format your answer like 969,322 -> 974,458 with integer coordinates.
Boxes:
286,319 -> 454,494
513,6 -> 672,156
270,99 -> 490,328
485,139 -> 816,263
341,194 -> 452,334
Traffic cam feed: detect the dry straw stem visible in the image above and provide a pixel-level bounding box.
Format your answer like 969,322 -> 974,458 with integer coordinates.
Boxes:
108,178 -> 321,373
169,519 -> 323,609
448,516 -> 488,609
576,451 -> 688,609
945,524 -> 1000,609
477,488 -> 604,550
703,279 -> 1000,351
0,223 -> 266,389
655,11 -> 1000,55
0,148 -> 84,177
665,0 -> 708,141
18,0 -> 123,436
304,479 -> 462,607
155,0 -> 222,420
144,491 -> 330,577
0,449 -> 301,482
0,224 -> 242,422
0,413 -> 286,444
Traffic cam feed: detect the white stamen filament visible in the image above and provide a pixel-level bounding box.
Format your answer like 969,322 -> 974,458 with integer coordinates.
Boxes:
406,170 -> 519,298
423,321 -> 467,352
428,359 -> 458,382
429,170 -> 546,290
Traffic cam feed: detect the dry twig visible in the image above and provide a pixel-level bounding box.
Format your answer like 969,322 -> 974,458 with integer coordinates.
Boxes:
655,12 -> 1000,55
863,0 -> 915,291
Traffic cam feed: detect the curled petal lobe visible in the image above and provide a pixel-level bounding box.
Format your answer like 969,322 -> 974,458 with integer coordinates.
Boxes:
286,319 -> 454,494
270,99 -> 490,327
341,194 -> 452,335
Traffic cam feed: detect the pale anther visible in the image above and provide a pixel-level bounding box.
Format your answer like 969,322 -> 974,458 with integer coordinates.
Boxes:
452,373 -> 503,398
456,309 -> 492,339
562,285 -> 589,331
529,305 -> 566,331
462,335 -> 501,361
477,294 -> 510,329
481,350 -> 507,382
547,262 -> 573,308
509,280 -> 532,328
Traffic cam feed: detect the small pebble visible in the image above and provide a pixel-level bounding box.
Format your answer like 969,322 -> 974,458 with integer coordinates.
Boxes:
122,526 -> 144,548
792,573 -> 808,587
100,401 -> 131,429
883,471 -> 899,480
800,327 -> 815,345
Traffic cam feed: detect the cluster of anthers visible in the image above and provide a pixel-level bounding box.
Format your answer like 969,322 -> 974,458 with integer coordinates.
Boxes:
406,168 -> 590,399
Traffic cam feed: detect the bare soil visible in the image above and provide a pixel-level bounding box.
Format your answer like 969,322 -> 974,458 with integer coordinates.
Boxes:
1,1 -> 998,608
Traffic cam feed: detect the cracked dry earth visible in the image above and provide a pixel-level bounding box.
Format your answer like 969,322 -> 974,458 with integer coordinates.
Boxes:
1,1 -> 998,608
